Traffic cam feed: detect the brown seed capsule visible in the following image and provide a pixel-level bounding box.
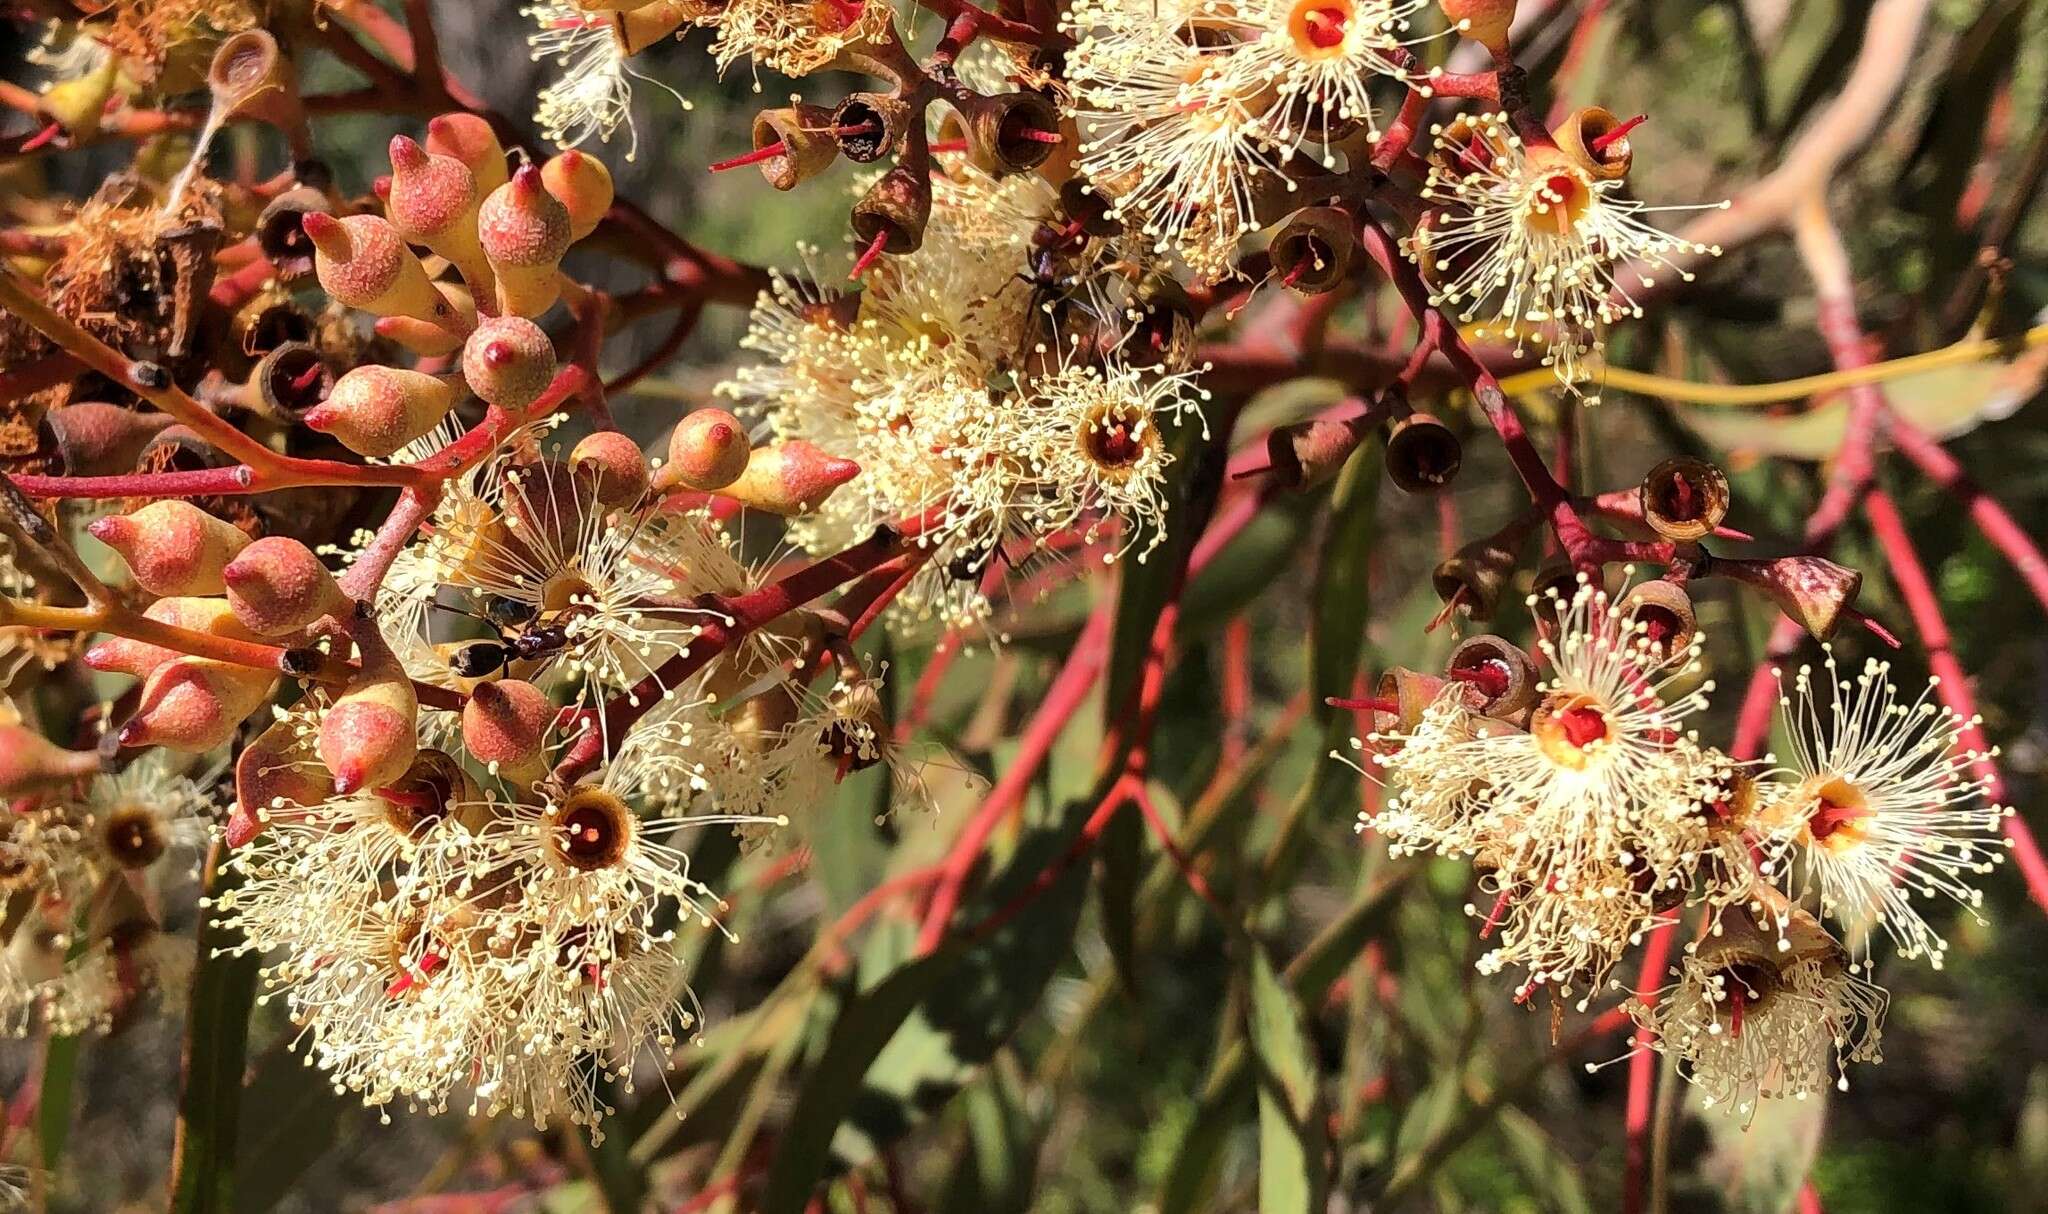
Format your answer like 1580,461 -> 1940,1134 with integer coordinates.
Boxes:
1553,106 -> 1636,182
88,501 -> 251,596
207,30 -> 309,155
851,164 -> 933,257
461,316 -> 557,410
478,165 -> 573,318
222,537 -> 350,637
230,288 -> 314,357
742,106 -> 840,192
1374,667 -> 1456,732
251,343 -> 334,421
39,403 -> 175,477
1528,562 -> 1580,609
385,134 -> 492,289
1268,206 -> 1356,295
426,112 -> 509,196
832,94 -> 910,164
1712,555 -> 1863,640
657,408 -> 753,493
119,658 -> 278,753
540,149 -> 615,240
302,212 -> 457,326
717,440 -> 861,515
255,186 -> 333,283
1058,177 -> 1122,237
1617,579 -> 1698,665
1125,276 -> 1197,368
1431,529 -> 1525,623
570,430 -> 650,506
1262,412 -> 1377,492
1447,634 -> 1539,721
305,365 -> 461,457
1385,413 -> 1462,495
958,91 -> 1065,175
1639,456 -> 1730,544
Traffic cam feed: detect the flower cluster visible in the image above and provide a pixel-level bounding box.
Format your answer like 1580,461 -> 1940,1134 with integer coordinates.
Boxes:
719,166 -> 1209,630
1345,577 -> 2010,1116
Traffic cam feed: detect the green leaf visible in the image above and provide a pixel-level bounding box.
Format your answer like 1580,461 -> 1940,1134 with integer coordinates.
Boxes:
37,1034 -> 78,1175
1698,1086 -> 1828,1214
232,1042 -> 352,1214
938,1058 -> 1041,1214
168,844 -> 260,1214
1246,948 -> 1328,1214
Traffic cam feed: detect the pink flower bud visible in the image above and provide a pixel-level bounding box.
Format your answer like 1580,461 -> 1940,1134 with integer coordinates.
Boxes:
461,316 -> 557,410
87,501 -> 251,596
0,725 -> 100,797
304,365 -> 461,457
302,211 -> 458,326
86,597 -> 257,679
319,671 -> 418,796
426,112 -> 509,196
540,150 -> 615,242
656,408 -> 752,493
385,134 -> 492,288
477,165 -> 572,318
570,430 -> 650,506
717,440 -> 860,516
373,283 -> 476,358
222,537 -> 350,637
119,657 -> 278,753
462,679 -> 552,777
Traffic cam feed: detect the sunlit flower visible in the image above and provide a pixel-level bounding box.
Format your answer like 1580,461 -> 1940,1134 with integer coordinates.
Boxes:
525,2 -> 692,159
1408,112 -> 1726,402
1753,650 -> 2011,969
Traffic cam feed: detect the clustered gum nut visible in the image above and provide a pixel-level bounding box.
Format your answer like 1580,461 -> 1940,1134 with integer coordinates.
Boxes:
657,407 -> 753,493
301,212 -> 458,327
540,150 -> 614,242
570,431 -> 651,506
120,658 -> 278,753
461,679 -> 553,779
0,724 -> 101,797
1639,456 -> 1730,545
85,597 -> 258,679
1618,578 -> 1699,665
1446,633 -> 1540,722
305,365 -> 462,458
426,113 -> 509,196
1431,527 -> 1525,622
1264,413 -> 1377,492
385,134 -> 493,290
1713,554 -> 1863,641
221,537 -> 351,637
1384,413 -> 1463,495
1268,205 -> 1357,295
477,165 -> 573,319
319,653 -> 420,796
749,106 -> 841,192
1553,106 -> 1635,182
1440,0 -> 1517,52
41,401 -> 175,477
461,315 -> 557,410
88,501 -> 251,596
850,164 -> 934,257
717,439 -> 860,515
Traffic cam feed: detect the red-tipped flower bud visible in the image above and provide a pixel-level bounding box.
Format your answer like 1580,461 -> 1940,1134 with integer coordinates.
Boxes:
374,283 -> 477,358
120,658 -> 278,753
229,716 -> 331,847
570,430 -> 650,506
656,408 -> 752,493
461,316 -> 557,410
0,725 -> 101,796
541,150 -> 614,242
478,165 -> 573,318
385,133 -> 492,288
462,679 -> 552,778
426,113 -> 509,196
86,597 -> 257,679
319,664 -> 419,796
302,211 -> 459,327
222,537 -> 350,637
717,440 -> 860,515
305,365 -> 462,457
87,501 -> 250,596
